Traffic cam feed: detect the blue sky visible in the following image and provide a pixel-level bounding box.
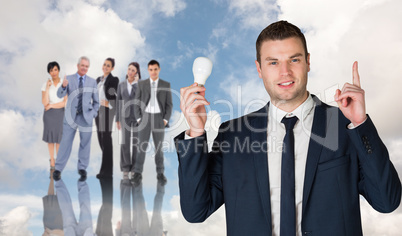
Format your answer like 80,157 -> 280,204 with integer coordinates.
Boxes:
1,0 -> 402,235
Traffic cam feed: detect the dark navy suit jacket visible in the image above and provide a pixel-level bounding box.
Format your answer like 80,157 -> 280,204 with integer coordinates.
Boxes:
174,96 -> 401,236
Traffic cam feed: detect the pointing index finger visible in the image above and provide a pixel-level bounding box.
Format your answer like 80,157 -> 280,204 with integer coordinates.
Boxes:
353,61 -> 361,88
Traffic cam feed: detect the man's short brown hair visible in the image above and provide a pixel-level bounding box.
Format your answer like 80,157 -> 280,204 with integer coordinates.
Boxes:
256,20 -> 308,64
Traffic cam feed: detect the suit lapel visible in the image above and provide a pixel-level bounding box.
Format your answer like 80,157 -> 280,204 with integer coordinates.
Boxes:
69,75 -> 78,91
302,96 -> 330,216
122,81 -> 130,99
251,103 -> 272,229
144,79 -> 151,105
103,74 -> 111,94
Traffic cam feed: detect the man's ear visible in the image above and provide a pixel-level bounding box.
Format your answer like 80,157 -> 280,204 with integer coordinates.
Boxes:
255,60 -> 262,78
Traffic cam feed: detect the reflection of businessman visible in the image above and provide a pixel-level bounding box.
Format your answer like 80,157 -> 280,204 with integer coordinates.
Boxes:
56,179 -> 95,236
133,60 -> 172,185
176,21 -> 401,235
117,180 -> 167,236
54,56 -> 99,180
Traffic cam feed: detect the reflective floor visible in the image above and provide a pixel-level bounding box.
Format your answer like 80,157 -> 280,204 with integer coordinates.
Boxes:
21,169 -> 172,236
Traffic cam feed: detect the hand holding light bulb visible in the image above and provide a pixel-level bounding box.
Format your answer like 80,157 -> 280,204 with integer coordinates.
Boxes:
179,57 -> 213,137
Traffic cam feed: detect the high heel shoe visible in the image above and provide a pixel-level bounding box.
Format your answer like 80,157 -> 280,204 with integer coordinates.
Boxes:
49,159 -> 55,170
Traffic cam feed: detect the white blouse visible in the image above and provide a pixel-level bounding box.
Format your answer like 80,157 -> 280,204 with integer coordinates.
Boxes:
41,79 -> 65,104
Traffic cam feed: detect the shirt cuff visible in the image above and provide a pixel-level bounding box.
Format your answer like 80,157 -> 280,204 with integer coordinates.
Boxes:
184,130 -> 205,139
184,132 -> 195,140
347,117 -> 368,129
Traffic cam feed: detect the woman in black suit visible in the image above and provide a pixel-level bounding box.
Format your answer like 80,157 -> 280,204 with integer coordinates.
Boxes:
95,58 -> 119,178
116,62 -> 141,179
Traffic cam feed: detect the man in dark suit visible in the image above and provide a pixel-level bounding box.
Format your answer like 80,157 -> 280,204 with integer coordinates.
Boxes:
133,60 -> 173,185
95,58 -> 119,178
53,56 -> 99,181
175,21 -> 401,236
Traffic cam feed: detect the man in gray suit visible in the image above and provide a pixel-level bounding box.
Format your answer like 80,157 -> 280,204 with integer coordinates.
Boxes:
53,56 -> 99,181
133,60 -> 173,185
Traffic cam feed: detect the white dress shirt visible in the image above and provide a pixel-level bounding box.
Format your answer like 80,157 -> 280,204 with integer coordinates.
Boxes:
98,75 -> 112,109
41,79 -> 64,104
145,78 -> 161,114
268,94 -> 315,236
126,79 -> 138,95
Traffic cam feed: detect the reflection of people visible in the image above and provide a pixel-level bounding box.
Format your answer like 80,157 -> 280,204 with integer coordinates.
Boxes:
95,58 -> 119,178
176,21 -> 401,235
42,169 -> 63,236
133,60 -> 173,185
53,56 -> 99,181
56,179 -> 95,235
116,62 -> 141,179
41,61 -> 67,170
95,177 -> 113,236
116,180 -> 167,236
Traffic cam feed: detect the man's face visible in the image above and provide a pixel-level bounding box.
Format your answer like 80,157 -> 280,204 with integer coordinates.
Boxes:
77,59 -> 90,76
255,37 -> 310,109
148,64 -> 160,80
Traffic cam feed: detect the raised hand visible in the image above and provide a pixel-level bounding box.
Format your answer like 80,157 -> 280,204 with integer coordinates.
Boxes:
334,61 -> 367,126
180,83 -> 210,137
116,121 -> 121,130
62,75 -> 68,88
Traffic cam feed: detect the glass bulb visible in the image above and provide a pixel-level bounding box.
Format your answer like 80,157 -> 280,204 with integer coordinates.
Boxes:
193,57 -> 213,86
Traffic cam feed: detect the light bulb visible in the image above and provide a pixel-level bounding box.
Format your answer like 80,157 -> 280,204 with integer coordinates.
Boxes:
192,57 -> 213,86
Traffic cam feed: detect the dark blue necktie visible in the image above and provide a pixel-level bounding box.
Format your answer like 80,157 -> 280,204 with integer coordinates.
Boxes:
280,116 -> 298,236
131,83 -> 137,97
77,77 -> 83,114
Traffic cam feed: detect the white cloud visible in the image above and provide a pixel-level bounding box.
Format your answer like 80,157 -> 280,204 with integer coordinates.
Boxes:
219,66 -> 269,116
103,0 -> 186,30
228,0 -> 279,29
0,206 -> 33,236
170,41 -> 219,69
361,199 -> 402,236
152,0 -> 186,17
162,195 -> 227,236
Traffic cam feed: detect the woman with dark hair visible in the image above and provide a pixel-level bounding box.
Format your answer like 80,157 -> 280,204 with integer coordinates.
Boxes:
95,58 -> 119,178
41,61 -> 67,170
116,62 -> 141,179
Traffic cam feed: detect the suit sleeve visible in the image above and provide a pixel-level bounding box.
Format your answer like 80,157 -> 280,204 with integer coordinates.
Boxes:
163,82 -> 173,122
57,83 -> 68,98
105,77 -> 119,103
115,83 -> 122,122
133,82 -> 142,120
348,115 -> 401,213
92,81 -> 100,117
174,127 -> 225,223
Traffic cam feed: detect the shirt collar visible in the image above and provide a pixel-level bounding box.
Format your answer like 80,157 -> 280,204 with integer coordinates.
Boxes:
76,73 -> 86,82
127,79 -> 138,86
269,93 -> 314,124
150,78 -> 159,86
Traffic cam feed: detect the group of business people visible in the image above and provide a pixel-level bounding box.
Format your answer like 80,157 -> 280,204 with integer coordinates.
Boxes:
41,56 -> 172,185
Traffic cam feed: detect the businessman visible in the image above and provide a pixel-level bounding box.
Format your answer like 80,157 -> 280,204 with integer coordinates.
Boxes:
133,60 -> 173,185
175,21 -> 401,235
53,56 -> 99,181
